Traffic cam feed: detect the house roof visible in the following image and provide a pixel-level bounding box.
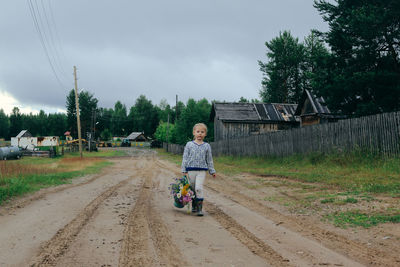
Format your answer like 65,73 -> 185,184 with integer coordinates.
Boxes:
16,130 -> 32,138
295,89 -> 331,116
126,132 -> 146,140
211,102 -> 299,123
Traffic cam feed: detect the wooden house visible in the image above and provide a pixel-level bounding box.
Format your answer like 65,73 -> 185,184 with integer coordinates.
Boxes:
210,103 -> 299,141
294,89 -> 345,126
126,132 -> 147,141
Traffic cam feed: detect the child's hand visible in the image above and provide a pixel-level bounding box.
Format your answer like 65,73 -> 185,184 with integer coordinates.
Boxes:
183,172 -> 188,177
212,173 -> 216,178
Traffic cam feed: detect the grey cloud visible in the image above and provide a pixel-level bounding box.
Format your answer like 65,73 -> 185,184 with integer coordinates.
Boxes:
0,0 -> 327,111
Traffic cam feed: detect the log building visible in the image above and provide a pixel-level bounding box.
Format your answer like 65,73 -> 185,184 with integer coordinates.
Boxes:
294,89 -> 345,126
210,102 -> 299,141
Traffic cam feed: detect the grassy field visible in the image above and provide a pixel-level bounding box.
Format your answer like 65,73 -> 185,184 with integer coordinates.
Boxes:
157,149 -> 400,228
0,152 -> 115,205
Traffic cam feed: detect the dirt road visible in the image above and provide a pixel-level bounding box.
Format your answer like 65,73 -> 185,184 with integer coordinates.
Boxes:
0,148 -> 398,266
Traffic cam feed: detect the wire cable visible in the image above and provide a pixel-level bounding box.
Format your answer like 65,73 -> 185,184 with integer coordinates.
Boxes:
39,0 -> 69,80
27,0 -> 68,91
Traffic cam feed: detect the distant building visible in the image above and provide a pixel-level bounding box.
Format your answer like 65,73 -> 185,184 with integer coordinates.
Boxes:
126,132 -> 147,141
11,130 -> 59,150
64,131 -> 73,141
210,102 -> 299,141
294,89 -> 345,126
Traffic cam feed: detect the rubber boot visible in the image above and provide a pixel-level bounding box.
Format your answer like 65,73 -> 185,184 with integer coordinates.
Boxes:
197,200 -> 204,216
191,198 -> 197,213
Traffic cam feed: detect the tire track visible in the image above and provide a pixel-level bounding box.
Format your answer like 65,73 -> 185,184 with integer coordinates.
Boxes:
29,172 -> 139,267
119,161 -> 188,267
206,203 -> 290,266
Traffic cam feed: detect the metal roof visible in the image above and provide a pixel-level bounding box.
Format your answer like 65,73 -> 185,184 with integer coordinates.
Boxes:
126,132 -> 146,140
16,130 -> 32,138
211,103 -> 299,123
295,89 -> 331,115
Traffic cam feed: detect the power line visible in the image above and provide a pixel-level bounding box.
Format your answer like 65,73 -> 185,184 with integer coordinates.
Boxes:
27,0 -> 68,91
34,0 -> 68,82
39,0 -> 69,80
48,0 -> 68,68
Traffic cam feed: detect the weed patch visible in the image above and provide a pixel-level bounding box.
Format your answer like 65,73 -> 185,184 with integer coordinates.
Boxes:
321,198 -> 336,204
326,211 -> 400,228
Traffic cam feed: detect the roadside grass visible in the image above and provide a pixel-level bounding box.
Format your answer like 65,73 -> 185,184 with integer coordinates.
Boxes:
215,152 -> 400,195
65,149 -> 127,158
0,156 -> 112,205
326,210 -> 400,228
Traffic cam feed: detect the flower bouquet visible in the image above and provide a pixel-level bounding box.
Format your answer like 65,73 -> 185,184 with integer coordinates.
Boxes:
169,175 -> 195,210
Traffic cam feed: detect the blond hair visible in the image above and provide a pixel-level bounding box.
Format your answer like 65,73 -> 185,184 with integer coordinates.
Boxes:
193,123 -> 207,133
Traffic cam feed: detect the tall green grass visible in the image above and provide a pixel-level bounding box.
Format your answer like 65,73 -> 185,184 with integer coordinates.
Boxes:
216,151 -> 400,194
0,160 -> 112,205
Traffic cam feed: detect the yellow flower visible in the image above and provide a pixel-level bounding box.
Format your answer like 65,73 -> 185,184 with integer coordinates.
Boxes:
181,184 -> 190,196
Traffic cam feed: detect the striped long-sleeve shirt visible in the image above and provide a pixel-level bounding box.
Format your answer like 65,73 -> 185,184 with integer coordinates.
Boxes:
181,141 -> 216,174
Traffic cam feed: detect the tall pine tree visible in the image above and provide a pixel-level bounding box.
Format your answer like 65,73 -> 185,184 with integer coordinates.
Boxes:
314,0 -> 400,115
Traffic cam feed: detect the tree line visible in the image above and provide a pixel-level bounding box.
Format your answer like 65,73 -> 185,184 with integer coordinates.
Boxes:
0,90 -> 213,145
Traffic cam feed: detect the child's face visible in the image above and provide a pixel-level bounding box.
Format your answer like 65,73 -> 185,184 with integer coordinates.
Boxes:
193,126 -> 207,141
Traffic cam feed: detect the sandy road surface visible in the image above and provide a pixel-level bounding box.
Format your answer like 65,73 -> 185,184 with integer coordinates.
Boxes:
0,148 -> 397,266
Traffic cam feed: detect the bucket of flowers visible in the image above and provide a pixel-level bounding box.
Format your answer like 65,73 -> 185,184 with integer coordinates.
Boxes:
169,175 -> 195,210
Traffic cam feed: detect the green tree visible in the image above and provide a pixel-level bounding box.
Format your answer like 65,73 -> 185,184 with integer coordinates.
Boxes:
66,89 -> 98,138
9,107 -> 22,137
238,97 -> 260,103
0,109 -> 10,139
157,98 -> 175,123
238,97 -> 249,103
129,95 -> 159,136
100,128 -> 112,141
314,0 -> 400,115
96,107 -> 114,139
47,113 -> 67,136
301,31 -> 330,94
154,122 -> 176,143
112,101 -> 128,136
174,98 -> 213,144
259,31 -> 305,103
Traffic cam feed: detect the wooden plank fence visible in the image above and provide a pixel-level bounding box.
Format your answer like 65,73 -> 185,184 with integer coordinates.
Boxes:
163,142 -> 185,155
164,111 -> 400,157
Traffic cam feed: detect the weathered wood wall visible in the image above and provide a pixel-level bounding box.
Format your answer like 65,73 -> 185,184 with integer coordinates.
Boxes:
214,119 -> 294,141
163,142 -> 184,155
165,111 -> 400,157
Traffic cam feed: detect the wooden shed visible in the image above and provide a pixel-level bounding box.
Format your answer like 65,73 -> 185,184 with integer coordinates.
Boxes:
210,103 -> 299,141
126,132 -> 147,141
294,89 -> 345,126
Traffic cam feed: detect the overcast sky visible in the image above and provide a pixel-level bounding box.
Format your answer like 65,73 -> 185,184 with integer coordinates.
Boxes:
0,0 -> 328,115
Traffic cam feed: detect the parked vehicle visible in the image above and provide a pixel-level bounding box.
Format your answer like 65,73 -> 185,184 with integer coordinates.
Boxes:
150,140 -> 163,148
121,139 -> 131,147
0,146 -> 22,160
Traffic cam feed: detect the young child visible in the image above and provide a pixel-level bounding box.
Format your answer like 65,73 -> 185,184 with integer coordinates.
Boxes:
181,123 -> 216,216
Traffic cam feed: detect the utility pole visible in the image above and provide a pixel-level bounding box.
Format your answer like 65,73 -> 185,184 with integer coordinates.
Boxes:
166,113 -> 169,152
73,66 -> 83,158
175,94 -> 178,123
93,109 -> 97,141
